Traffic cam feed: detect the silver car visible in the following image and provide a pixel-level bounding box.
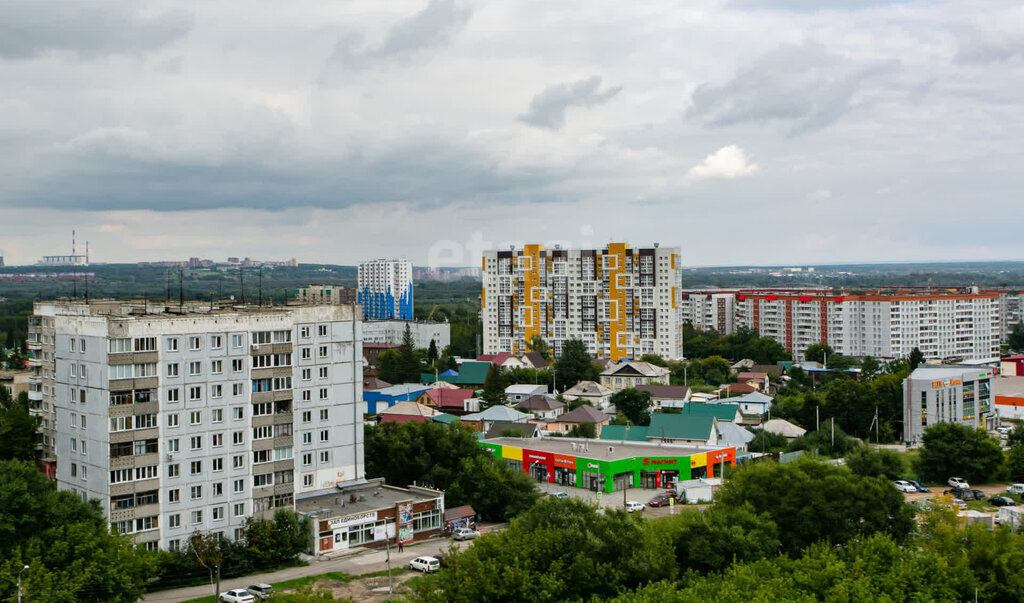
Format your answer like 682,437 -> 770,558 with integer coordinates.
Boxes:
453,527 -> 480,541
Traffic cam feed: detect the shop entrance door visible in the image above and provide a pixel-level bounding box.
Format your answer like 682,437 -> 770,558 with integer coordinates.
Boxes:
530,463 -> 547,482
612,472 -> 633,492
640,471 -> 658,489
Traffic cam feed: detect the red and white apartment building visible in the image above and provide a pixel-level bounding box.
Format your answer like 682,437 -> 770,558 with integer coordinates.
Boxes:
681,288 -> 1003,362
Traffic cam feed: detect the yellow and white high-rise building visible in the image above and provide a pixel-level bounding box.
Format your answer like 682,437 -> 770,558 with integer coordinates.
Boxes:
481,243 -> 683,362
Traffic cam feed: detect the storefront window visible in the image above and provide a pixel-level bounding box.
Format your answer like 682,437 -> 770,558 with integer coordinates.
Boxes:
413,510 -> 440,532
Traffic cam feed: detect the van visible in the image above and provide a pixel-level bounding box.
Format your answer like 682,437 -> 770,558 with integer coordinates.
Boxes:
410,556 -> 441,573
1007,484 -> 1024,495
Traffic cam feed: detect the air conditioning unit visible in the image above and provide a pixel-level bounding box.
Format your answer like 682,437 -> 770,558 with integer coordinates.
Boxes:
251,344 -> 260,352
165,454 -> 174,462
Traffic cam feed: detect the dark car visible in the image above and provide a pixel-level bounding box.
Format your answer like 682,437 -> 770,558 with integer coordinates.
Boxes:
944,487 -> 976,501
647,493 -> 674,507
971,489 -> 987,501
906,480 -> 929,493
990,496 -> 1016,507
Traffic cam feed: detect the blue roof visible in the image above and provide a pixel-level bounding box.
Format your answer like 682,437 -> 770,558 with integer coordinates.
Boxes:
440,369 -> 459,376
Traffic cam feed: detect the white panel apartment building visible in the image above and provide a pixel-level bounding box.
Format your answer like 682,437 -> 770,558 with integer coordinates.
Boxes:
482,243 -> 683,362
679,291 -> 736,334
43,301 -> 363,551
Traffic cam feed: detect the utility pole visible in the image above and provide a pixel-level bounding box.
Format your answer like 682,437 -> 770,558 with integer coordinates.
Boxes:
18,564 -> 28,603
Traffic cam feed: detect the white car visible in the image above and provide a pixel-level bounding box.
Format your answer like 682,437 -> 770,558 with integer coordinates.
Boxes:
409,556 -> 441,573
1008,483 -> 1024,495
625,501 -> 645,512
218,589 -> 256,603
452,527 -> 480,541
894,480 -> 917,493
948,477 -> 970,489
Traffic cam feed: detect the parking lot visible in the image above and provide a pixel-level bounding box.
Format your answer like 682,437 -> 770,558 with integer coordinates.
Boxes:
535,481 -> 706,518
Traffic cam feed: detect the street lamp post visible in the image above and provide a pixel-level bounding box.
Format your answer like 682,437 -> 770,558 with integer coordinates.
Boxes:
18,564 -> 28,603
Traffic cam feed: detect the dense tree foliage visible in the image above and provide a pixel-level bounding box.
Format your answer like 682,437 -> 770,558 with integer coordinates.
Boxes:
364,421 -> 538,520
610,388 -> 652,426
682,325 -> 789,364
657,505 -> 780,574
0,389 -> 40,461
555,339 -> 598,390
0,460 -> 155,602
693,356 -> 731,386
747,428 -> 788,453
786,424 -> 858,457
1011,321 -> 1024,352
715,458 -> 914,552
480,364 -> 508,408
915,422 -> 1004,483
845,446 -> 906,480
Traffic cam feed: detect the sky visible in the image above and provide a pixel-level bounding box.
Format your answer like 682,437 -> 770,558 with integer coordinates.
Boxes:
1,0 -> 1023,268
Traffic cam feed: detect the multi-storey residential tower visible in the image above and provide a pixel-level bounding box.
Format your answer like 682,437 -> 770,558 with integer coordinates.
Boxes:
481,244 -> 683,362
44,300 -> 363,551
357,259 -> 413,321
27,311 -> 58,474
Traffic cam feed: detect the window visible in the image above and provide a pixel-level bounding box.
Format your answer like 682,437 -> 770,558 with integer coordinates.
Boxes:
319,388 -> 328,400
254,473 -> 273,487
302,432 -> 312,444
211,360 -> 222,374
318,324 -> 328,336
70,438 -> 77,453
300,326 -> 310,338
213,482 -> 223,496
253,425 -> 273,440
253,402 -> 272,416
302,411 -> 311,423
167,363 -> 180,377
211,384 -> 222,398
134,414 -> 157,429
70,363 -> 76,378
231,358 -> 243,372
189,336 -> 201,351
188,361 -> 202,376
319,366 -> 328,379
166,338 -> 179,352
233,479 -> 245,493
212,506 -> 223,521
190,485 -> 203,500
169,515 -> 181,528
190,461 -> 202,475
303,474 -> 313,487
168,489 -> 180,503
71,413 -> 78,428
302,453 -> 312,466
191,510 -> 203,524
167,464 -> 180,478
189,386 -> 202,401
190,411 -> 202,425
274,446 -> 293,460
109,338 -> 131,353
318,346 -> 328,358
232,383 -> 243,396
70,462 -> 77,477
320,409 -> 329,421
319,450 -> 330,463
70,338 -> 76,352
134,337 -> 156,352
302,390 -> 311,401
232,431 -> 244,445
233,454 -> 244,469
212,433 -> 223,447
254,449 -> 271,464
109,416 -> 129,432
167,388 -> 180,403
320,429 -> 329,442
233,503 -> 245,517
301,347 -> 311,360
212,408 -> 223,423
190,436 -> 203,450
167,438 -> 179,452
301,368 -> 311,381
231,334 -> 244,349
233,407 -> 244,420
133,439 -> 158,455
211,335 -> 223,349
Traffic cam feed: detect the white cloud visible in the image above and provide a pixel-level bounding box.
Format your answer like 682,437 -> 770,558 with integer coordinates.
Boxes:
686,145 -> 760,181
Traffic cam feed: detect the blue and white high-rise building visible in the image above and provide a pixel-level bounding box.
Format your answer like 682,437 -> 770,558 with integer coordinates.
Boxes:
357,258 -> 414,321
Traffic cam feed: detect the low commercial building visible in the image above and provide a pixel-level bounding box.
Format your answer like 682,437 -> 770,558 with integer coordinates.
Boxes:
993,375 -> 1024,420
902,365 -> 996,442
298,478 -> 443,556
479,437 -> 735,492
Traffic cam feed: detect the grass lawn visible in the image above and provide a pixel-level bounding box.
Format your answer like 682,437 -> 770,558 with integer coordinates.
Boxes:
179,569 -> 411,603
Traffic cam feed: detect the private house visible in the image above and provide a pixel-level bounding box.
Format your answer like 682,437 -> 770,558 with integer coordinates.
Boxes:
477,352 -> 528,369
726,391 -> 774,416
505,384 -> 547,403
417,388 -> 478,415
363,376 -> 392,391
717,422 -> 755,451
600,362 -> 670,392
562,381 -> 613,410
645,413 -> 719,446
736,372 -> 770,392
543,404 -> 611,436
717,382 -> 758,397
636,385 -> 691,410
677,402 -> 743,424
522,352 -> 549,369
515,395 -> 565,420
761,418 -> 807,439
485,421 -> 542,439
364,384 -> 432,414
461,405 -> 531,433
378,401 -> 441,424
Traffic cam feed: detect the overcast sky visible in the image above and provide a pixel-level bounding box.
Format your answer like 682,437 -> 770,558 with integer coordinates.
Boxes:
1,0 -> 1023,267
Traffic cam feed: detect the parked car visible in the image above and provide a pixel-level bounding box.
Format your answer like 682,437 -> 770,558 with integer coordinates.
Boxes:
246,584 -> 274,600
990,496 -> 1016,507
410,556 -> 441,573
952,498 -> 968,510
625,501 -> 645,513
452,527 -> 480,541
997,425 -> 1013,434
894,480 -> 917,493
944,487 -> 975,501
948,477 -> 970,489
219,589 -> 256,603
551,491 -> 569,499
1007,484 -> 1024,495
905,479 -> 930,492
647,493 -> 674,507
971,489 -> 987,501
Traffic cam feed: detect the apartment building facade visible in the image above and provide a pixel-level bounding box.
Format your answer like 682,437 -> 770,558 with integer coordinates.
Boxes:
681,289 -> 1001,361
903,365 -> 995,442
44,301 -> 363,551
679,291 -> 736,334
27,312 -> 58,472
357,259 -> 413,321
481,244 -> 683,362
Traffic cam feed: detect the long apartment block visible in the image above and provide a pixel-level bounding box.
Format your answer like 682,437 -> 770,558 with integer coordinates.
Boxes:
39,300 -> 364,551
681,288 -> 1001,361
482,243 -> 683,362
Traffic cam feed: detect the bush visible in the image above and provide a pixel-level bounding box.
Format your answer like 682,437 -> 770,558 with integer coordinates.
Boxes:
845,447 -> 906,480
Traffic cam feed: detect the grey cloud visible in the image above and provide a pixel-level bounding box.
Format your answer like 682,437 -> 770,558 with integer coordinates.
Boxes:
956,22 -> 1024,63
0,2 -> 192,60
688,41 -> 898,135
519,76 -> 623,129
728,0 -> 904,11
325,0 -> 471,72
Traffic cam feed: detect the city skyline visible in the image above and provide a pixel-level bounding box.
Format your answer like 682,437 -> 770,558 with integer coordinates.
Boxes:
2,1 -> 1024,266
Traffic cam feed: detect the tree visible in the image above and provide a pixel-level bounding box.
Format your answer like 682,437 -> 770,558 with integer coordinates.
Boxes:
555,339 -> 596,390
1010,321 -> 1024,352
914,422 -> 1004,483
242,509 -> 311,568
529,334 -> 551,361
860,355 -> 881,380
845,446 -> 906,480
567,422 -> 597,438
747,428 -> 788,453
1007,444 -> 1024,482
659,505 -> 780,574
480,364 -> 507,408
189,531 -> 224,597
909,347 -> 925,372
804,342 -> 834,364
1008,424 -> 1024,448
376,349 -> 402,384
715,457 -> 914,552
446,455 -> 541,521
786,423 -> 857,457
638,353 -> 667,367
0,389 -> 40,461
698,356 -> 731,386
397,324 -> 423,383
610,388 -> 652,426
426,339 -> 439,364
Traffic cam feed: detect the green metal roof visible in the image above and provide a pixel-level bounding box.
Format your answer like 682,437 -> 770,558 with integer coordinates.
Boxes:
431,413 -> 459,424
599,425 -> 650,441
677,403 -> 740,421
420,373 -> 458,384
647,413 -> 716,441
454,361 -> 491,385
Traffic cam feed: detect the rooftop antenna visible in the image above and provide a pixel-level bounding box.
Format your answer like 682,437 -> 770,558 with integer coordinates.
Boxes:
72,229 -> 76,255
86,241 -> 89,264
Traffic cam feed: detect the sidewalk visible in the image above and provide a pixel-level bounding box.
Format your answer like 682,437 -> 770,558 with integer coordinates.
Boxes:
143,533 -> 483,602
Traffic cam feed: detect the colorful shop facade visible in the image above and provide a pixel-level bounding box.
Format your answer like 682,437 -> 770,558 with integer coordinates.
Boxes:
479,437 -> 736,493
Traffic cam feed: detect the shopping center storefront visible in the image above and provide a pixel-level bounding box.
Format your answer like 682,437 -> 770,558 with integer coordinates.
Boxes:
479,438 -> 736,494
